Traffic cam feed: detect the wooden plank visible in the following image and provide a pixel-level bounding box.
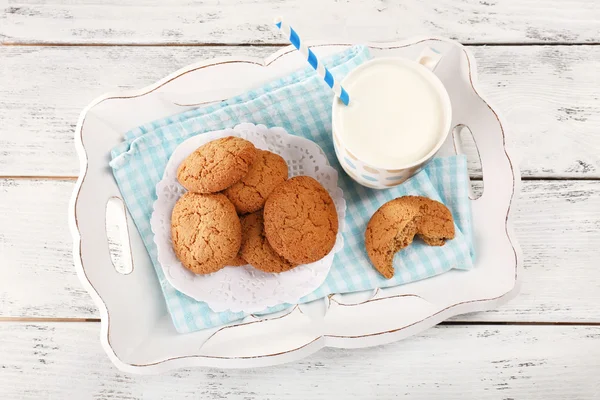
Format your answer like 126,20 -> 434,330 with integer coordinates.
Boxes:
458,180 -> 600,322
1,45 -> 598,178
0,45 -> 272,177
1,0 -> 599,45
0,179 -> 96,317
1,179 -> 599,322
0,322 -> 598,398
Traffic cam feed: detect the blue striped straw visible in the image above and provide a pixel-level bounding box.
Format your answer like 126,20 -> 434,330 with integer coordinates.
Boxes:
274,17 -> 350,105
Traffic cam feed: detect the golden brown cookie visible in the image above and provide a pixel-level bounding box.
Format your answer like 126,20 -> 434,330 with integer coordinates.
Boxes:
240,212 -> 297,273
223,150 -> 289,214
365,196 -> 455,279
177,136 -> 257,193
228,253 -> 247,267
263,176 -> 338,264
171,192 -> 242,274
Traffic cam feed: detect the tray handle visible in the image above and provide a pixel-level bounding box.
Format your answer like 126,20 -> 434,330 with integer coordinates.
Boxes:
438,44 -> 515,208
452,124 -> 483,200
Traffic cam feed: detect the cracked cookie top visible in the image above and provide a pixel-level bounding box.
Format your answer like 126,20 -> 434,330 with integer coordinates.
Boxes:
177,136 -> 257,193
263,176 -> 338,264
224,150 -> 289,214
170,192 -> 242,274
240,212 -> 297,273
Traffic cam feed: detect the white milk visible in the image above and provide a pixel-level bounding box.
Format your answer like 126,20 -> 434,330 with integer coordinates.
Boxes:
333,59 -> 449,168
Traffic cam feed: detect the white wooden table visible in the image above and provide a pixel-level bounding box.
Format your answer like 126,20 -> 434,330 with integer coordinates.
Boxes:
1,1 -> 599,398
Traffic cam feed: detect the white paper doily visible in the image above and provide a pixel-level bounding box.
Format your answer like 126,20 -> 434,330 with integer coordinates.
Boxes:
151,123 -> 346,313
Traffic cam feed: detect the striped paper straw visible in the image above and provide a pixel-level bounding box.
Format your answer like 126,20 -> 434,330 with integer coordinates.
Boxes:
274,17 -> 350,105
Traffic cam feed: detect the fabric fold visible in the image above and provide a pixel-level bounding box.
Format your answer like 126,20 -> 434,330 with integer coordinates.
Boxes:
109,45 -> 474,333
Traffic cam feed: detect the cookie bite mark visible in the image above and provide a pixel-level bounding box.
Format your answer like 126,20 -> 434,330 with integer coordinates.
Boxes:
177,136 -> 257,193
240,212 -> 297,273
264,176 -> 338,264
224,150 -> 288,214
171,192 -> 242,274
365,196 -> 455,279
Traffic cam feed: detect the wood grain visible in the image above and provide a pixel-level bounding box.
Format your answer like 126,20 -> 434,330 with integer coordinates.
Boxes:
0,45 -> 599,178
0,179 -> 97,318
0,322 -> 599,398
0,0 -> 597,393
1,179 -> 598,322
0,45 -> 272,177
1,0 -> 599,45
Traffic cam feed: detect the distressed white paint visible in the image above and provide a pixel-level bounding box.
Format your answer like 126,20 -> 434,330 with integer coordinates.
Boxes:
0,179 -> 97,317
0,322 -> 598,399
1,179 -> 598,322
0,46 -> 271,177
1,0 -> 599,45
0,0 -> 598,391
0,45 -> 598,177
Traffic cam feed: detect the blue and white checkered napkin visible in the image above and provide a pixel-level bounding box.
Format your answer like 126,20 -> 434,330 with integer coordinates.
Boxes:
109,46 -> 475,333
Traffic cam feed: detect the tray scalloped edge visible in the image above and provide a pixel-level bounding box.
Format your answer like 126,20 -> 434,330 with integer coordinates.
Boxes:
70,36 -> 522,373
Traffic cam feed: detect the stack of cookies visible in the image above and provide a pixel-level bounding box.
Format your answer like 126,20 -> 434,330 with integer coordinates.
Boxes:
170,136 -> 339,275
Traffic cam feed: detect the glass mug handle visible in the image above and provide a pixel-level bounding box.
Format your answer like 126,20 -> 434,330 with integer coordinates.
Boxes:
417,47 -> 443,71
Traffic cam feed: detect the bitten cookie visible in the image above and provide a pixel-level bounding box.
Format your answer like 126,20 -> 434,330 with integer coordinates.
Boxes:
264,176 -> 338,264
171,192 -> 242,274
177,136 -> 257,193
224,150 -> 289,214
240,212 -> 297,273
365,196 -> 455,279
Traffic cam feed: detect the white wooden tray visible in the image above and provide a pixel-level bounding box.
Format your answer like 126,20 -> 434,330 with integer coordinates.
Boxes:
69,37 -> 522,374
